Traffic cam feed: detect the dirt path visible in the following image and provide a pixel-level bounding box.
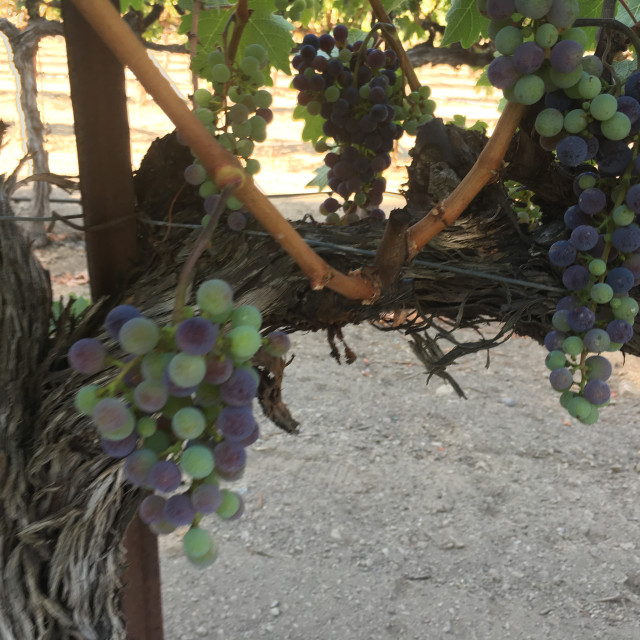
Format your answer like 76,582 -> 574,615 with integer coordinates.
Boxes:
2,35 -> 640,640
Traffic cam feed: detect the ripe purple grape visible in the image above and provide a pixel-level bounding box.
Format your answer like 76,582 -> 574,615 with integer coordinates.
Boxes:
105,304 -> 142,339
556,136 -> 588,167
175,317 -> 218,356
567,306 -> 595,332
220,368 -> 259,407
545,330 -> 568,351
549,39 -> 583,73
68,338 -> 106,375
605,267 -> 635,293
606,318 -> 634,343
190,483 -> 223,514
585,355 -> 612,380
570,225 -> 599,251
139,494 -> 167,525
578,187 -> 606,215
217,406 -> 256,442
164,493 -> 196,527
549,368 -> 573,391
101,432 -> 138,459
583,380 -> 610,405
549,240 -> 577,267
512,41 -> 545,74
611,225 -> 640,252
148,460 -> 182,493
562,265 -> 590,291
213,440 -> 247,479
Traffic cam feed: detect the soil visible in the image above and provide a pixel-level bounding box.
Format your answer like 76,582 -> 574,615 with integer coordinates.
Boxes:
2,36 -> 640,640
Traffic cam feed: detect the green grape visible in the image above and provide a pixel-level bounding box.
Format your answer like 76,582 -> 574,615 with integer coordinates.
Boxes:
560,390 -> 575,409
563,108 -> 587,134
183,527 -> 215,559
217,133 -> 235,151
314,139 -> 328,153
194,108 -> 215,125
306,101 -> 322,116
162,395 -> 192,419
236,138 -> 254,159
142,351 -> 173,380
228,86 -> 244,103
534,108 -> 564,137
181,444 -> 215,478
172,406 -> 206,439
232,120 -> 252,138
418,85 -> 431,99
535,23 -> 559,48
560,27 -> 588,49
245,158 -> 261,175
563,82 -> 582,100
254,89 -> 272,108
199,180 -> 218,199
562,335 -> 583,356
244,43 -> 267,65
227,325 -> 263,361
578,74 -> 601,100
590,282 -> 614,304
354,191 -> 366,206
404,119 -> 418,135
75,385 -> 101,415
120,317 -> 159,355
495,26 -> 523,56
207,50 -> 225,66
545,350 -> 567,370
168,353 -> 206,388
229,103 -> 249,124
549,65 -> 583,89
226,195 -> 243,211
211,64 -> 231,83
143,429 -> 170,454
582,55 -> 603,77
580,403 -> 599,424
422,100 -> 436,114
197,279 -> 234,319
601,112 -> 631,141
612,297 -> 639,321
217,489 -> 241,519
552,310 -> 570,331
102,411 -> 136,441
612,204 -> 635,226
578,174 -> 597,190
137,416 -> 157,437
250,71 -> 265,86
512,74 -> 545,105
231,305 -> 262,330
193,88 -> 212,107
338,48 -> 352,63
240,56 -> 260,75
359,84 -> 371,100
589,93 -> 617,121
487,19 -> 512,40
274,0 -> 288,9
324,86 -> 340,102
588,259 -> 606,276
567,395 -> 593,420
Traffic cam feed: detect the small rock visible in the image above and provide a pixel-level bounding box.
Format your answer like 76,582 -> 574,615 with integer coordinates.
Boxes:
270,607 -> 280,617
501,397 -> 516,407
196,626 -> 208,636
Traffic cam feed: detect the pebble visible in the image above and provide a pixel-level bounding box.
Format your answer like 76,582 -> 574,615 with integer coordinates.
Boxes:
501,397 -> 516,407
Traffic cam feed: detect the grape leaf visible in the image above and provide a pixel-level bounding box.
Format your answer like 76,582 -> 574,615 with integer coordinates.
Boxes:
617,0 -> 639,26
306,165 -> 330,191
441,0 -> 488,48
293,104 -> 324,145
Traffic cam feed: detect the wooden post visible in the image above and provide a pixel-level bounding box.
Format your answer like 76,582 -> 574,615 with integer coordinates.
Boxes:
61,1 -> 164,638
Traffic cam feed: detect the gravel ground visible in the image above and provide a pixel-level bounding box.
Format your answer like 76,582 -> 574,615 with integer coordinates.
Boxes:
159,323 -> 640,640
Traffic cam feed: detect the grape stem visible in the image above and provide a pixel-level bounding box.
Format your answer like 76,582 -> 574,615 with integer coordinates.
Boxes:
368,0 -> 421,92
189,0 -> 202,102
406,102 -> 526,259
574,18 -> 640,67
226,0 -> 250,66
68,0 -> 377,302
172,184 -> 235,324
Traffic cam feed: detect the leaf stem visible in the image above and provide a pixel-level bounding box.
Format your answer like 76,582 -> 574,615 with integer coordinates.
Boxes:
406,101 -> 526,259
69,0 -> 377,302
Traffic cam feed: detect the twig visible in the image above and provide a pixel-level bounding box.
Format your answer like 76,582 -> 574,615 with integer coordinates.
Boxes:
574,18 -> 640,62
189,0 -> 201,100
68,0 -> 377,302
226,0 -> 249,66
368,0 -> 421,92
406,101 -> 526,259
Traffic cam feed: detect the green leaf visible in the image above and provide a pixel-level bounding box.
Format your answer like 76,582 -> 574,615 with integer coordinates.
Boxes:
306,165 -> 330,191
616,0 -> 637,27
441,0 -> 488,49
120,0 -> 145,11
293,104 -> 325,145
613,56 -> 638,84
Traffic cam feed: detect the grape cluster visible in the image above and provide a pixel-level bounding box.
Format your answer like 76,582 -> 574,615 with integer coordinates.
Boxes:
68,280 -> 291,567
292,26 -> 435,223
184,44 -> 274,231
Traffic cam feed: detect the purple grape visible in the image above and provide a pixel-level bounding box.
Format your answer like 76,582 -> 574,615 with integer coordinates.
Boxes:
550,39 -> 583,73
567,306 -> 595,332
190,483 -> 223,514
570,225 -> 599,251
217,406 -> 256,442
549,240 -> 577,267
556,136 -> 588,167
240,422 -> 260,447
512,41 -> 545,74
302,33 -> 320,49
578,188 -> 606,215
318,34 -> 335,53
611,225 -> 640,252
622,254 -> 640,285
139,494 -> 167,525
606,319 -> 634,343
124,449 -> 157,486
101,432 -> 138,458
545,330 -> 568,351
597,140 -> 632,176
264,330 -> 291,357
148,460 -> 182,493
227,211 -> 247,232
333,24 -> 348,43
606,267 -> 635,293
164,493 -> 196,527
564,205 -> 590,230
617,96 -> 640,124
175,317 -> 218,356
626,184 -> 640,213
562,265 -> 590,291
367,49 -> 386,69
556,295 -> 579,311
545,89 -> 574,111
213,441 -> 247,479
625,70 -> 640,102
585,355 -> 612,380
549,368 -> 573,391
68,338 -> 106,375
134,379 -> 168,413
220,369 -> 258,407
583,380 -> 610,405
487,56 -> 520,90
486,0 -> 516,20
583,328 -> 610,353
204,354 -> 234,385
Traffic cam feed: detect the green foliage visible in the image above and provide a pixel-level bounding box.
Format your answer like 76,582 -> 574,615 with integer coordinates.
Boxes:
120,0 -> 145,11
292,104 -> 324,145
451,114 -> 488,134
51,295 -> 91,333
441,0 -> 488,48
306,165 -> 330,191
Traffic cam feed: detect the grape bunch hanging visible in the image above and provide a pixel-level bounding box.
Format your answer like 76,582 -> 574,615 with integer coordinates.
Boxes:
68,279 -> 290,567
481,0 -> 640,422
292,25 -> 435,224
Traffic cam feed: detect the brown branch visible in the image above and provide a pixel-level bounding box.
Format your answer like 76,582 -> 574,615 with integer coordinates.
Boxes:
368,0 -> 421,92
226,0 -> 250,65
68,0 -> 377,302
189,0 -> 201,98
406,101 -> 526,260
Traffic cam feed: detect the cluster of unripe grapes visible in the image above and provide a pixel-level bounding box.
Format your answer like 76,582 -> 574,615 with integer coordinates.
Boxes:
292,25 -> 435,224
184,43 -> 274,232
68,279 -> 290,567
